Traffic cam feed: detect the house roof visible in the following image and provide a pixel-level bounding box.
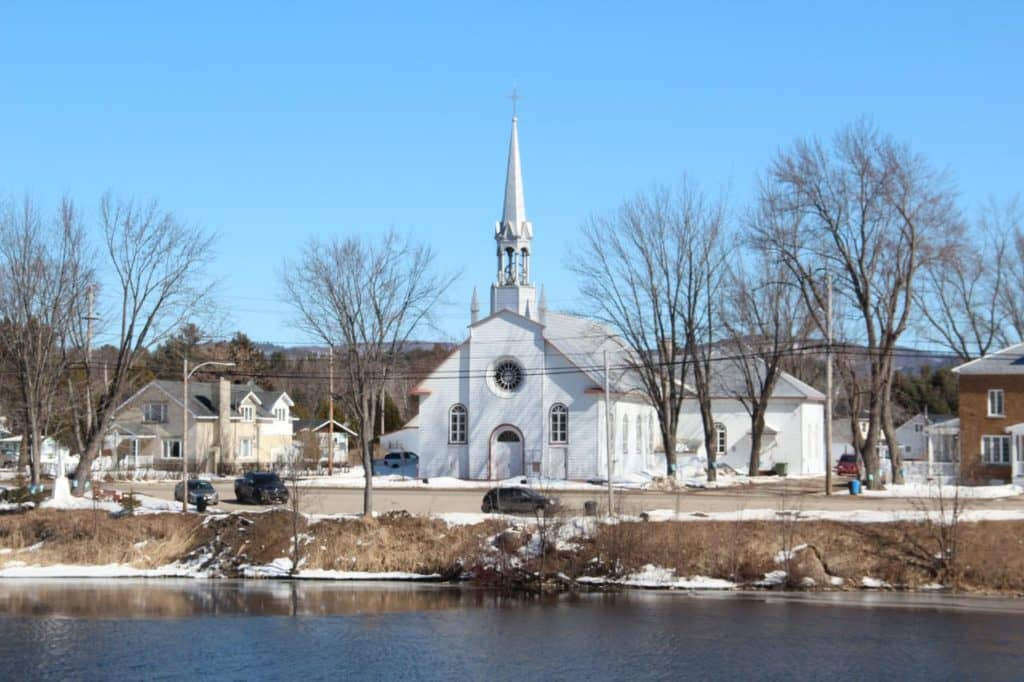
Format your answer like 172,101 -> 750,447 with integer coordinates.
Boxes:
896,412 -> 956,430
294,419 -> 358,436
685,359 -> 826,401
952,342 -> 1024,375
142,380 -> 293,420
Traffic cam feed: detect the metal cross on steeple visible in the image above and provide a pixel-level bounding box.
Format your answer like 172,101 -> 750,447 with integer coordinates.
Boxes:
508,86 -> 521,117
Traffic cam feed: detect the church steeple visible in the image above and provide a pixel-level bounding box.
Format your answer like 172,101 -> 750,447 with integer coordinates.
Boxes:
491,108 -> 536,317
500,116 -> 529,238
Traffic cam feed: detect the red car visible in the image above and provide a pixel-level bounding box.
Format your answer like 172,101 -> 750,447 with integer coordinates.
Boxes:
835,454 -> 859,476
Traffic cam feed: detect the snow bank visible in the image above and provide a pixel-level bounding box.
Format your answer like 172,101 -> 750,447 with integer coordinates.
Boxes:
640,507 -> 1024,524
577,564 -> 734,590
859,483 -> 1023,500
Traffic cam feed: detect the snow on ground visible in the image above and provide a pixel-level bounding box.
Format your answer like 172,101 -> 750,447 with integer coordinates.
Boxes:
0,562 -> 200,579
243,558 -> 442,581
858,483 -> 1023,500
295,468 -> 654,491
861,576 -> 892,589
641,507 -> 1024,524
577,564 -> 734,590
755,570 -> 788,587
774,544 -> 809,564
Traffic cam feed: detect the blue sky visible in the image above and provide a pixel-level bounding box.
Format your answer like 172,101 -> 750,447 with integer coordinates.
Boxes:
1,1 -> 1021,346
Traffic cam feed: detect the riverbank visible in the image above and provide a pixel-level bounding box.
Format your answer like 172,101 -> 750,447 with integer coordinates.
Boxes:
0,506 -> 1022,595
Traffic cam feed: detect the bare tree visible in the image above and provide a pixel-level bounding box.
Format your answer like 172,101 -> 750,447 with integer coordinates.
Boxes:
0,198 -> 91,484
752,121 -> 958,488
572,182 -> 726,480
282,232 -> 457,516
916,199 -> 1020,360
723,255 -> 810,475
69,195 -> 214,492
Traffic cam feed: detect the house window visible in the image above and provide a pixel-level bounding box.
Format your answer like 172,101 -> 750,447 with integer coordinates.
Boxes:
273,407 -> 288,422
143,402 -> 168,423
622,414 -> 630,455
240,405 -> 255,422
161,439 -> 181,459
449,404 -> 467,444
914,423 -> 923,433
715,422 -> 727,456
988,389 -> 1005,417
550,404 -> 568,444
238,438 -> 254,459
982,435 -> 1010,464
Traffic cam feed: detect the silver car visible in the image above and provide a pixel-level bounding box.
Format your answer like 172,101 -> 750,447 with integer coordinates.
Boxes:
174,479 -> 219,505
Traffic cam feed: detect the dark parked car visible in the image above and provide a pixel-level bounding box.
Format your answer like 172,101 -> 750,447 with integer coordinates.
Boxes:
481,487 -> 558,514
234,472 -> 290,504
371,451 -> 420,478
174,479 -> 219,505
835,454 -> 859,477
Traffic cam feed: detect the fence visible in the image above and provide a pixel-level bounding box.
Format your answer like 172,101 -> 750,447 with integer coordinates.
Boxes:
903,460 -> 959,485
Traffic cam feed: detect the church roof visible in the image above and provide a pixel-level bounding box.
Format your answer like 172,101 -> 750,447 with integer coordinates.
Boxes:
541,311 -> 646,395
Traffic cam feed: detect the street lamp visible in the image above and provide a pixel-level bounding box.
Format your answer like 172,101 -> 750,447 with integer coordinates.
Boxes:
183,359 -> 235,512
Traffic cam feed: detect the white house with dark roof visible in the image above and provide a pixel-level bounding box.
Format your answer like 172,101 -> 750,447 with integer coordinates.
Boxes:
393,114 -> 828,481
107,378 -> 296,473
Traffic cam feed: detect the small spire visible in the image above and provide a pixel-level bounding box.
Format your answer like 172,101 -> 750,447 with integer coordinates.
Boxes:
539,285 -> 548,313
501,115 -> 526,234
524,299 -> 532,320
470,287 -> 480,324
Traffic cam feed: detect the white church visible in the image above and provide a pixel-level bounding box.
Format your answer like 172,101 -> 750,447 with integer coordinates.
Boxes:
383,115 -> 826,481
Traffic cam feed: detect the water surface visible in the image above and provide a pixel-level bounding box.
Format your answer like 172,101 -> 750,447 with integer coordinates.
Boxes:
0,580 -> 1021,681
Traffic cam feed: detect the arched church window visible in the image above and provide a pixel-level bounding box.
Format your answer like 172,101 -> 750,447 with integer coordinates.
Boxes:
633,416 -> 639,458
449,404 -> 467,444
550,404 -> 568,444
622,414 -> 630,455
497,430 -> 521,442
715,422 -> 727,456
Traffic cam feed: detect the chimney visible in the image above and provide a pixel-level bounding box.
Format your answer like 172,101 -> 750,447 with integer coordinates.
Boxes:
218,377 -> 231,471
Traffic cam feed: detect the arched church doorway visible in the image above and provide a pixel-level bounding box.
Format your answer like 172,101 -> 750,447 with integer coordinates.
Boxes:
490,425 -> 524,480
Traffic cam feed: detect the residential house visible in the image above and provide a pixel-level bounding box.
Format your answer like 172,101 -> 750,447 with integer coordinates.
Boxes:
108,378 -> 296,473
294,419 -> 357,467
894,412 -> 957,461
949,343 -> 1024,483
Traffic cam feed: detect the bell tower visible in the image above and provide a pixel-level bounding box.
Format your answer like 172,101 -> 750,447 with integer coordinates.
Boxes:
490,111 -> 536,318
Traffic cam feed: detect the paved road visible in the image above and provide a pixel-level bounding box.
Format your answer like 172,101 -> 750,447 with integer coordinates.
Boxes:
111,477 -> 1024,516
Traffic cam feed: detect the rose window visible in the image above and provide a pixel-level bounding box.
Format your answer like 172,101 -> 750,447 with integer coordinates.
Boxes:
493,360 -> 524,392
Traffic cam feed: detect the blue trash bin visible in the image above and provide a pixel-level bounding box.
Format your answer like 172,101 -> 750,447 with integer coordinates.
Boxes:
848,479 -> 861,495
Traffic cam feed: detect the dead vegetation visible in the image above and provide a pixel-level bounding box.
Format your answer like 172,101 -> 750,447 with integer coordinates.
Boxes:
1,508 -> 1024,594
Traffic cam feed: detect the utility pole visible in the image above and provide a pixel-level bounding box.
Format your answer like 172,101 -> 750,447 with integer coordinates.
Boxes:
604,349 -> 614,516
328,346 -> 334,477
183,359 -> 235,512
182,357 -> 189,512
84,285 -> 97,436
825,271 -> 833,496
380,366 -> 386,435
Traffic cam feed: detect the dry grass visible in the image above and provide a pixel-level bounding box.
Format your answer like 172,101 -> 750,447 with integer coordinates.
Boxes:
3,508 -> 1024,593
302,513 -> 505,575
0,510 -> 208,568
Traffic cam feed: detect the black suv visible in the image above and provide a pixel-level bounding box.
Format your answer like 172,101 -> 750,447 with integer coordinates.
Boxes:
234,472 -> 290,504
481,487 -> 558,514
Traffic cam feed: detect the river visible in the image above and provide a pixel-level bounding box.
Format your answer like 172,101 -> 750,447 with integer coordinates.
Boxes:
0,580 -> 1022,680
